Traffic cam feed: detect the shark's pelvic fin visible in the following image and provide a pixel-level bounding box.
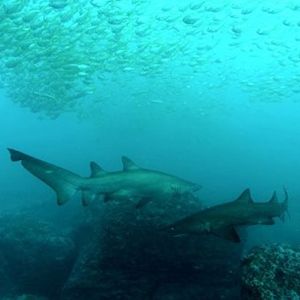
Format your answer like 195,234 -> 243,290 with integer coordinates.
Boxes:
212,226 -> 240,243
234,188 -> 253,203
121,156 -> 140,171
90,161 -> 107,177
81,190 -> 96,206
8,148 -> 82,205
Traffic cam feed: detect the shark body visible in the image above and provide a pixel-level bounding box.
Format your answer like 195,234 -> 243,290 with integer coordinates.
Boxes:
8,148 -> 201,207
166,188 -> 288,243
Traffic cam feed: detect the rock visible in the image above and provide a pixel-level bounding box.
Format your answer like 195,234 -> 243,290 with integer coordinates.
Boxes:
0,213 -> 77,299
62,195 -> 244,299
0,251 -> 14,296
2,295 -> 48,300
241,244 -> 300,299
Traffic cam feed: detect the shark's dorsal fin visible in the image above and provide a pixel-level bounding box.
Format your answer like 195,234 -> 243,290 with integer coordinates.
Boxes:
90,161 -> 107,177
121,156 -> 140,171
235,188 -> 253,203
269,191 -> 278,203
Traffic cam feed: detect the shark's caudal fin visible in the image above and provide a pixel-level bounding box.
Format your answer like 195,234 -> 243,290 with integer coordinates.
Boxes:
8,148 -> 83,205
281,186 -> 289,221
269,191 -> 278,203
268,187 -> 289,221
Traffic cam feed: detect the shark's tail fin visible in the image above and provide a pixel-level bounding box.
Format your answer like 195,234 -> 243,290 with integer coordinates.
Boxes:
281,186 -> 289,221
8,148 -> 83,205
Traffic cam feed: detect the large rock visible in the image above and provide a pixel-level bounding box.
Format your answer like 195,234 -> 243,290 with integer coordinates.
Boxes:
62,195 -> 244,299
241,244 -> 300,299
2,295 -> 48,300
0,213 -> 77,299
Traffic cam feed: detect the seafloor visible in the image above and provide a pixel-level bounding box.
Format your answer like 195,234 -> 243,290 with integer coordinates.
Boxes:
0,194 -> 298,300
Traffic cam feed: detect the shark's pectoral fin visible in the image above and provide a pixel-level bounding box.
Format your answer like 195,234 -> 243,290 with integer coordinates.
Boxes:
135,197 -> 152,209
212,226 -> 241,243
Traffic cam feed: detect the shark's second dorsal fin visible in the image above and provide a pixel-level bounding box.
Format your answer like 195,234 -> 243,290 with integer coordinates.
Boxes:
122,156 -> 140,171
269,191 -> 278,203
90,161 -> 107,177
235,188 -> 253,203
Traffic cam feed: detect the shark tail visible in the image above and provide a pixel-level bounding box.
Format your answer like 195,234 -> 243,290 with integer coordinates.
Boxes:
8,148 -> 83,205
281,186 -> 289,221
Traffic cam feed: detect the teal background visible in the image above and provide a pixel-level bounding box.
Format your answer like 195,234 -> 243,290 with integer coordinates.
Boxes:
0,1 -> 299,248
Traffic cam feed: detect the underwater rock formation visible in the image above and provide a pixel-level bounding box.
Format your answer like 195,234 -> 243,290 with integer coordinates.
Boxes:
2,295 -> 48,300
241,244 -> 300,299
62,196 -> 243,300
0,213 -> 77,299
0,193 -> 245,299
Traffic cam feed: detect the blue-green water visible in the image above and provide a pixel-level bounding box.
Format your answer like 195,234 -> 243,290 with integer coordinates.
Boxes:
0,1 -> 300,299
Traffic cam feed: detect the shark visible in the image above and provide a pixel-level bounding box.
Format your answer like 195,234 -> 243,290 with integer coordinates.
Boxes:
166,188 -> 288,243
8,148 -> 201,207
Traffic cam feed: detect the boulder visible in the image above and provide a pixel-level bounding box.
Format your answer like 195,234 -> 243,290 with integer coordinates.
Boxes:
62,195 -> 244,299
0,213 -> 77,299
241,244 -> 300,299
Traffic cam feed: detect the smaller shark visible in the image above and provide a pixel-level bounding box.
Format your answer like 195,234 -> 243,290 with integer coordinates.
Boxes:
166,188 -> 288,243
8,148 -> 201,207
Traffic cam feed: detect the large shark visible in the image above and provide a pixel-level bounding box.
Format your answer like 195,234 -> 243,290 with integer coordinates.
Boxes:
8,148 -> 201,207
166,188 -> 288,243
